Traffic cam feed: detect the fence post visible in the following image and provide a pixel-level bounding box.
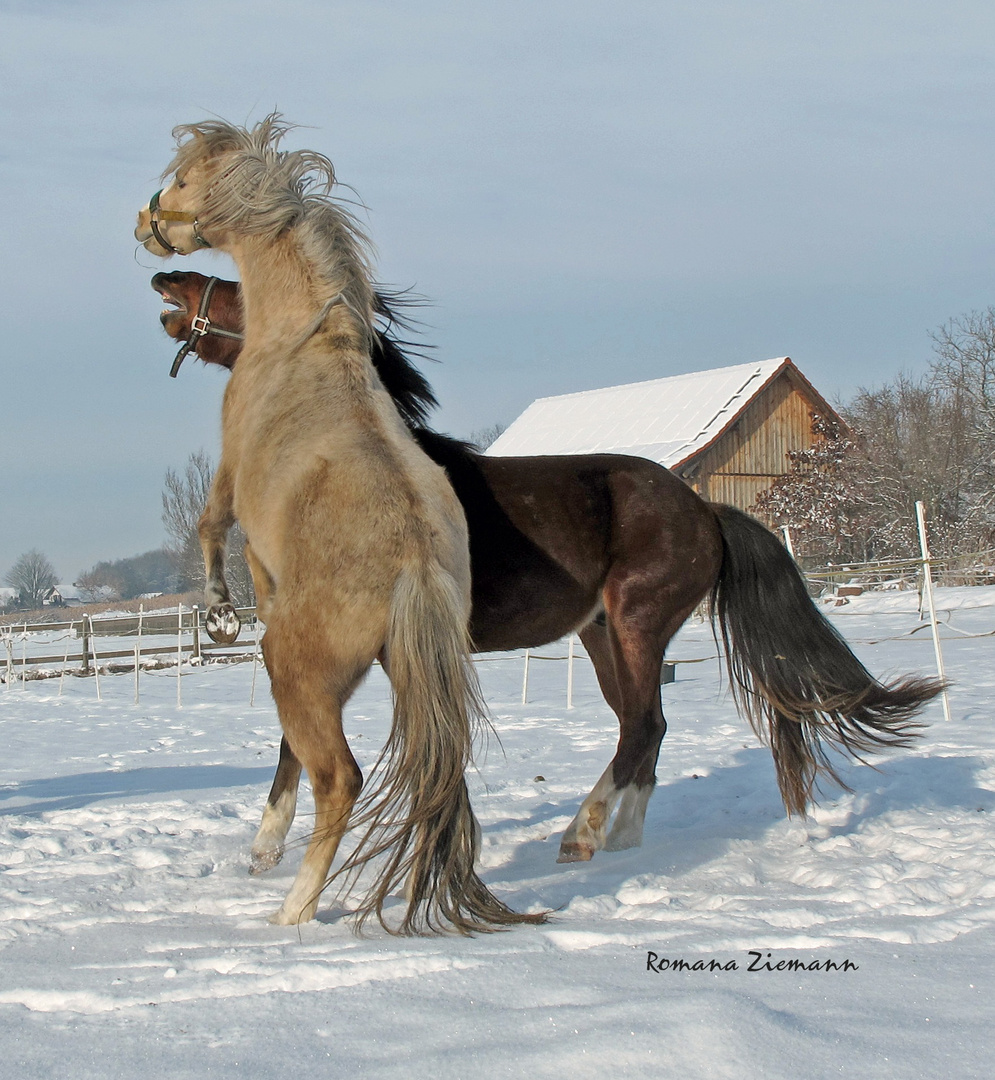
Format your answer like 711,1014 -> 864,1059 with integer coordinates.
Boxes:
915,501 -> 951,723
81,618 -> 91,675
192,605 -> 201,662
134,605 -> 144,705
176,606 -> 183,708
87,616 -> 102,701
59,622 -> 73,698
566,635 -> 575,709
521,650 -> 531,705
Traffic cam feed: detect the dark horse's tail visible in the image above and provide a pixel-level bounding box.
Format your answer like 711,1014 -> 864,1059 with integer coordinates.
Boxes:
709,503 -> 944,815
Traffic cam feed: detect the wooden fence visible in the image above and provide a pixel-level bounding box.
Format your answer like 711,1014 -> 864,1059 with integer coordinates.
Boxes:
2,606 -> 260,681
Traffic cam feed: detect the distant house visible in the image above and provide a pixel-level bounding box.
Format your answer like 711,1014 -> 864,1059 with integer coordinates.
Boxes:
487,357 -> 844,512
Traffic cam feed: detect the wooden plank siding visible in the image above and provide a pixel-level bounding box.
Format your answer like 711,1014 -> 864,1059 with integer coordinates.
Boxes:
681,370 -> 826,515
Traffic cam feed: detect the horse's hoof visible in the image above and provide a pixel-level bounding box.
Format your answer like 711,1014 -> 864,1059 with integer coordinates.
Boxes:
205,603 -> 241,644
556,842 -> 595,863
249,847 -> 283,875
268,903 -> 316,926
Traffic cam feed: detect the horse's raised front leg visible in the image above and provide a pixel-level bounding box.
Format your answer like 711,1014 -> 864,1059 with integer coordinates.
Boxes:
198,462 -> 241,644
250,736 -> 302,874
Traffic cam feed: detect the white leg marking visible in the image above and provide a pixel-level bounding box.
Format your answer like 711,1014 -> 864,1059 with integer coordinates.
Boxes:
557,765 -> 623,862
605,784 -> 654,851
250,785 -> 299,874
269,857 -> 328,925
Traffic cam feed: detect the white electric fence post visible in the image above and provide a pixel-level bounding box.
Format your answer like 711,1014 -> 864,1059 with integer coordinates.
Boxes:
5,630 -> 12,689
88,616 -> 102,701
566,635 -> 575,709
915,501 -> 951,723
521,649 -> 530,705
134,605 -> 144,705
176,606 -> 183,708
780,525 -> 795,558
59,623 -> 73,698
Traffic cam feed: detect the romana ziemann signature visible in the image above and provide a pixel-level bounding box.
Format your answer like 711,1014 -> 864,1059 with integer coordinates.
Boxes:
646,951 -> 859,973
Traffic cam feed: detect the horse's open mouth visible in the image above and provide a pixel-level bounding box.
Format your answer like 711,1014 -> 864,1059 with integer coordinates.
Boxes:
157,290 -> 186,317
154,290 -> 187,330
151,273 -> 188,323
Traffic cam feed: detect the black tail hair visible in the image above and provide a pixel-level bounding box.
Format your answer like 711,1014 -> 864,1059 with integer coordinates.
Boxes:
710,503 -> 944,814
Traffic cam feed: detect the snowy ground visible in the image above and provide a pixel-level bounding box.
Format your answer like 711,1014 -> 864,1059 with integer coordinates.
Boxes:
1,588 -> 993,1079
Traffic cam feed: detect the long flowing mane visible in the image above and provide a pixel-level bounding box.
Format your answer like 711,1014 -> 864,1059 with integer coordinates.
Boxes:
369,293 -> 440,429
167,115 -> 376,338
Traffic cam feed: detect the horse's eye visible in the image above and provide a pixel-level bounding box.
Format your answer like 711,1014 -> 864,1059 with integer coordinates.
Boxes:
177,181 -> 187,190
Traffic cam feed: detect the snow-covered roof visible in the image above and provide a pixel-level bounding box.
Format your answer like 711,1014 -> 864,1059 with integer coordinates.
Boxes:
487,358 -> 793,468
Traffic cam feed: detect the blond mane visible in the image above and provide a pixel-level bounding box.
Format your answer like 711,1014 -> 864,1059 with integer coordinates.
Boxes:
166,114 -> 375,335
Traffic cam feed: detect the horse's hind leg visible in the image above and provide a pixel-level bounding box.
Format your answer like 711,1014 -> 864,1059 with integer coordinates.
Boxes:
250,737 -> 302,875
263,629 -> 366,926
558,601 -> 696,862
557,621 -> 629,862
243,540 -> 301,874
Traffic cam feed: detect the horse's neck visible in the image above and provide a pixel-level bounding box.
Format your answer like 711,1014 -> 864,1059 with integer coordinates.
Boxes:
230,232 -> 369,358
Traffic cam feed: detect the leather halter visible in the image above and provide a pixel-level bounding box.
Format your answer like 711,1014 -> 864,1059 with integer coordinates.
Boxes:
148,189 -> 212,254
168,276 -> 244,377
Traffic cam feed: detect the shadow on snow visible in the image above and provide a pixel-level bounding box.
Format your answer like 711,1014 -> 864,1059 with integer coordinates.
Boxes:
0,764 -> 275,815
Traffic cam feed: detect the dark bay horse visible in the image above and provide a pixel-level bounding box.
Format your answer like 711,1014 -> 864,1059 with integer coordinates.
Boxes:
153,269 -> 943,875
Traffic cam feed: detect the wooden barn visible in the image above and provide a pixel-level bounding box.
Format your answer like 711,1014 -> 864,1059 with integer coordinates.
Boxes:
487,357 -> 843,512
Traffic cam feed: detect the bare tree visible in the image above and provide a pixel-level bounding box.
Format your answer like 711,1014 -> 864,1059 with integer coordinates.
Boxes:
755,337 -> 995,567
76,549 -> 178,601
162,451 -> 254,605
75,566 -> 122,603
4,550 -> 59,608
467,423 -> 506,450
929,309 -> 995,529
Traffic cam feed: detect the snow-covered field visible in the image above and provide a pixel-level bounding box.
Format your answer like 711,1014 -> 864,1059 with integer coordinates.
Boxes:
1,588 -> 993,1079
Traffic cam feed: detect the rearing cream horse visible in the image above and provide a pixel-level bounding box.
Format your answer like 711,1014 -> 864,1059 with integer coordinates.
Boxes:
135,116 -> 537,934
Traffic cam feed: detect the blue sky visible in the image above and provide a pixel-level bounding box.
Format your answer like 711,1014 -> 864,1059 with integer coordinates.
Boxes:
3,1 -> 995,584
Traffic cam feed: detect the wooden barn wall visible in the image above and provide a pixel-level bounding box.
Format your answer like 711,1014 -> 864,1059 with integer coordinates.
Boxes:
688,373 -> 818,513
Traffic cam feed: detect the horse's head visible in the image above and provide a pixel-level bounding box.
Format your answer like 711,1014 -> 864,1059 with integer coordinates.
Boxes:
135,115 -> 334,257
151,271 -> 244,374
152,271 -> 244,370
135,159 -> 218,257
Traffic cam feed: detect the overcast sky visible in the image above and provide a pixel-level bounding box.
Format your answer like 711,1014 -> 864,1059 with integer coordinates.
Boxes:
3,1 -> 995,586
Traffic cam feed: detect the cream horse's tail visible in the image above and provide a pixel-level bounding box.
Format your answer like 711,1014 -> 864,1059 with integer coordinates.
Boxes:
343,559 -> 545,934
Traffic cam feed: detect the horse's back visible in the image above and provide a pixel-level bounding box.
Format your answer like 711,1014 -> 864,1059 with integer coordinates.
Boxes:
421,446 -> 720,650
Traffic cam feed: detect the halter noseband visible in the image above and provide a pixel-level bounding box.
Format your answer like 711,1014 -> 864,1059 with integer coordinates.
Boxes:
169,276 -> 244,377
149,189 -> 212,255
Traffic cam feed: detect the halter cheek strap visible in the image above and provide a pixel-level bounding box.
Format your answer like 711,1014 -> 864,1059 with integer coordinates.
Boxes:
169,276 -> 245,378
149,189 -> 213,254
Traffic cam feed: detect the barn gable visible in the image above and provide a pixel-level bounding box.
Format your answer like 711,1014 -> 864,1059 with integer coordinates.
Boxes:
487,357 -> 842,511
